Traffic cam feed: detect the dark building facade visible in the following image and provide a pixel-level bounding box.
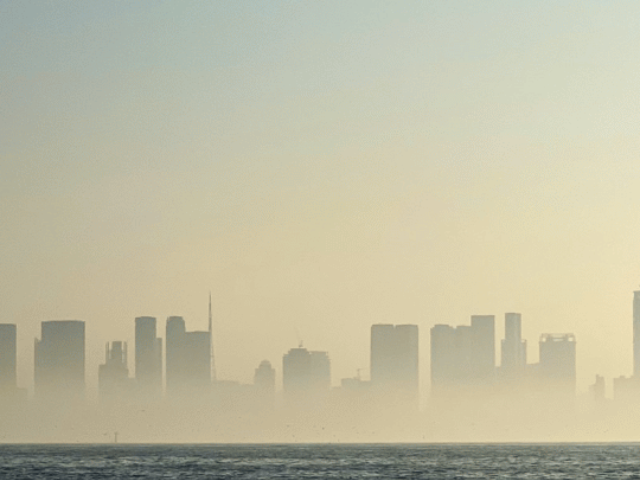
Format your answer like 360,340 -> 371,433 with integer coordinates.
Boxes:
282,347 -> 331,405
634,291 -> 640,378
470,315 -> 495,381
370,324 -> 419,406
34,320 -> 85,400
0,324 -> 17,390
538,333 -> 576,395
98,341 -> 131,401
500,312 -> 526,381
430,315 -> 496,394
165,316 -> 211,396
254,359 -> 276,395
135,316 -> 162,397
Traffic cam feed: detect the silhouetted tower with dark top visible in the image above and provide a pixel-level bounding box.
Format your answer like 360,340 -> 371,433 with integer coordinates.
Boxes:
165,316 -> 211,396
135,316 -> 162,397
34,320 -> 85,401
634,291 -> 640,378
0,324 -> 17,390
370,324 -> 419,406
501,313 -> 526,380
99,341 -> 130,401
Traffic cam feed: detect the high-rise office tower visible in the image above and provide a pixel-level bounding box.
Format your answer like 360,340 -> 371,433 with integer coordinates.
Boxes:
539,333 -> 576,395
0,324 -> 17,390
209,293 -> 216,383
500,313 -> 526,380
135,316 -> 162,397
309,351 -> 331,391
98,341 -> 130,401
282,347 -> 331,404
165,316 -> 186,393
283,347 -> 311,395
430,315 -> 496,394
34,320 -> 85,400
165,316 -> 211,396
370,324 -> 419,405
470,315 -> 495,381
634,291 -> 640,378
430,324 -> 456,390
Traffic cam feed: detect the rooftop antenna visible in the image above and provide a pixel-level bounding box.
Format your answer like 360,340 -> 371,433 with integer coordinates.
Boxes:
209,292 -> 217,382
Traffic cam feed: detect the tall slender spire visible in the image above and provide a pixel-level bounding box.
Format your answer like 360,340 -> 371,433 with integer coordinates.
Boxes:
209,291 -> 216,382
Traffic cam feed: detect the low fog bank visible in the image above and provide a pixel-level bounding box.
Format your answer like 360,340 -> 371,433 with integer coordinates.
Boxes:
0,388 -> 635,443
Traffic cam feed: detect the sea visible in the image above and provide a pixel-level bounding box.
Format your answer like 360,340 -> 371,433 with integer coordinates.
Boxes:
0,443 -> 639,479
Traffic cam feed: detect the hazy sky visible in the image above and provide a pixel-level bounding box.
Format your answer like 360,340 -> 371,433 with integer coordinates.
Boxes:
2,1 -> 640,393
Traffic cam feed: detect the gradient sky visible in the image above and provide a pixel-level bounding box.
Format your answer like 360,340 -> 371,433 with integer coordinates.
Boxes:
2,1 -> 640,394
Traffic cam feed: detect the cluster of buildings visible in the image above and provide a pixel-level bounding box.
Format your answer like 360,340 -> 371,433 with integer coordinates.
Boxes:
430,313 -> 577,400
5,291 -> 640,412
0,318 -> 420,409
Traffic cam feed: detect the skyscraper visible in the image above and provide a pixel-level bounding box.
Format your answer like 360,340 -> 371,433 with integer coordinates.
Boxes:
135,316 -> 162,397
470,315 -> 495,382
209,293 -> 216,383
165,316 -> 211,396
282,347 -> 331,405
370,324 -> 419,406
500,313 -> 526,381
165,316 -> 186,394
539,333 -> 576,395
98,341 -> 131,401
634,291 -> 640,378
34,320 -> 85,400
0,324 -> 17,390
430,315 -> 496,395
430,324 -> 457,390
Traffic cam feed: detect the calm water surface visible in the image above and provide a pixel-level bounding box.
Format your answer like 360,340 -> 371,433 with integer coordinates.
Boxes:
0,443 -> 639,479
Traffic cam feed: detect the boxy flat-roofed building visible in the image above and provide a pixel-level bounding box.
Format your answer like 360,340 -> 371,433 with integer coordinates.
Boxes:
34,320 -> 85,401
0,324 -> 17,390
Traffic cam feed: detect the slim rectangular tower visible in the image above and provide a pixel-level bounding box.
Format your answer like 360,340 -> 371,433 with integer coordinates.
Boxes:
371,324 -> 419,406
501,313 -> 526,380
470,315 -> 496,382
135,316 -> 162,397
166,316 -> 211,396
430,316 -> 496,394
98,341 -> 130,401
539,333 -> 576,396
34,320 -> 85,400
430,324 -> 456,390
0,324 -> 17,390
634,291 -> 640,378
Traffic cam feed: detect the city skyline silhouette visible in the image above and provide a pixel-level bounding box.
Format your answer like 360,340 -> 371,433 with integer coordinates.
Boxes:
3,2 -> 640,445
1,290 -> 640,441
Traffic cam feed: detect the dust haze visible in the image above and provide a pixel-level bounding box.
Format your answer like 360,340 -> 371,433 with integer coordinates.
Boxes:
3,2 -> 640,442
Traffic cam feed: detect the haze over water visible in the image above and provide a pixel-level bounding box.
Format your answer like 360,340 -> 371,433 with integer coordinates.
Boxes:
3,2 -> 640,445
